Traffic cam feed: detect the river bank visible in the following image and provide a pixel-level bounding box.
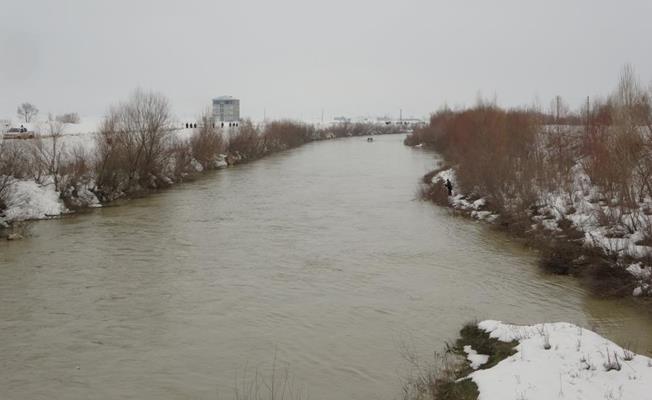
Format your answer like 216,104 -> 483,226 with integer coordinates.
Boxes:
0,110 -> 400,239
404,82 -> 652,301
403,320 -> 652,400
414,163 -> 652,300
406,67 -> 652,301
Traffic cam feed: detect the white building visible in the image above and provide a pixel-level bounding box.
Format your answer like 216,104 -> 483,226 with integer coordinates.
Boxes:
0,119 -> 11,134
212,96 -> 240,123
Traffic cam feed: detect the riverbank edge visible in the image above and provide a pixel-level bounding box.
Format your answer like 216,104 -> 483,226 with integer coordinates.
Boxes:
416,163 -> 652,301
403,320 -> 652,400
0,132 -> 401,240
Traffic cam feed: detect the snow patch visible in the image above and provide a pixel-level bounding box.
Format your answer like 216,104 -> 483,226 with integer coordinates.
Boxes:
431,168 -> 498,221
463,345 -> 489,369
471,320 -> 652,400
4,180 -> 66,221
627,263 -> 651,280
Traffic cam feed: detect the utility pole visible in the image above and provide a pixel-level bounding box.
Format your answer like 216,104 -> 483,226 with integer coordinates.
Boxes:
586,96 -> 590,136
555,95 -> 561,136
399,108 -> 402,124
321,108 -> 324,124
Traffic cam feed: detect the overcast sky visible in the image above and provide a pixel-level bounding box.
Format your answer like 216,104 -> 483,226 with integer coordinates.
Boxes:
2,0 -> 651,121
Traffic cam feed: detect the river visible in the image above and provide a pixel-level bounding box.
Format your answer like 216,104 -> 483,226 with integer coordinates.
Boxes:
1,134 -> 651,400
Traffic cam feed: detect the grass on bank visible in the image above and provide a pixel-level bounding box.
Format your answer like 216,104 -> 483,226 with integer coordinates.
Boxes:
402,322 -> 518,400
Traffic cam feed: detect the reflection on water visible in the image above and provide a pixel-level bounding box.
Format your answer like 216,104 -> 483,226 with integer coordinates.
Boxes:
1,135 -> 651,400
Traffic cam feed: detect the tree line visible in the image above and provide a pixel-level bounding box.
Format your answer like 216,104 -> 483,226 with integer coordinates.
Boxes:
1,90 -> 398,213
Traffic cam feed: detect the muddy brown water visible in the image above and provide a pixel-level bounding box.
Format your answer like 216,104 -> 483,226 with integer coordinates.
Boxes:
1,135 -> 651,400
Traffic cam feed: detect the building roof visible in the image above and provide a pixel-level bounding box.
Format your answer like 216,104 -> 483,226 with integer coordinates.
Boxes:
213,95 -> 238,101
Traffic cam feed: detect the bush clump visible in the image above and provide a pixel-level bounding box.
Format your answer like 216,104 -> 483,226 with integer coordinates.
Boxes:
402,322 -> 518,400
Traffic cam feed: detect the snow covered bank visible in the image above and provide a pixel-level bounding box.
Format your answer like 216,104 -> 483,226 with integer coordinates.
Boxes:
2,117 -> 403,236
423,165 -> 652,297
1,179 -> 66,222
429,168 -> 498,222
469,320 -> 652,400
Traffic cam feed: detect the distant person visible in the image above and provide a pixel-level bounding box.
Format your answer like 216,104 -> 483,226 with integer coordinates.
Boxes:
194,123 -> 197,128
185,123 -> 188,128
445,179 -> 453,196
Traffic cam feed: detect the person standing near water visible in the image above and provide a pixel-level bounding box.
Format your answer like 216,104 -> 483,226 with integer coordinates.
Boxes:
445,179 -> 453,196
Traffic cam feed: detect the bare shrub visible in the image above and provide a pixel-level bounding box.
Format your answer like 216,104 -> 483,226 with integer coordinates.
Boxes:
401,322 -> 515,400
65,145 -> 91,178
0,140 -> 32,209
234,354 -> 306,400
536,325 -> 552,350
582,259 -> 636,297
227,120 -> 262,161
539,239 -> 583,275
94,89 -> 174,195
169,138 -> 194,179
400,350 -> 475,400
59,145 -> 93,189
94,113 -> 128,199
29,118 -> 66,190
404,107 -> 454,148
583,65 -> 652,208
190,111 -> 224,169
603,350 -> 622,371
622,345 -> 635,361
636,216 -> 652,246
56,112 -> 80,124
418,181 -> 450,206
542,96 -> 582,194
411,104 -> 543,216
319,121 -> 395,139
262,120 -> 311,152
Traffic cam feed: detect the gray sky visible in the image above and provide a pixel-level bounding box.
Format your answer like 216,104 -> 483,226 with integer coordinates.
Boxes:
2,0 -> 651,121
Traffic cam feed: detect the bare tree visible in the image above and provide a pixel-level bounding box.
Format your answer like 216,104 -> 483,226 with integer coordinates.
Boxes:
0,139 -> 31,209
30,117 -> 66,190
227,119 -> 262,161
56,112 -> 80,124
17,102 -> 39,123
190,109 -> 224,169
95,89 -> 173,192
544,95 -> 579,194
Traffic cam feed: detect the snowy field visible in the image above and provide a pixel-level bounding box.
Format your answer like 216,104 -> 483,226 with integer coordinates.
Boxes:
469,320 -> 652,400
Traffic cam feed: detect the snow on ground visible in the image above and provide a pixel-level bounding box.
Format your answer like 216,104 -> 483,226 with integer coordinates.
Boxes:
2,179 -> 66,221
532,165 -> 652,294
470,320 -> 652,400
432,164 -> 652,294
628,263 -> 652,297
464,345 -> 489,370
431,168 -> 498,222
